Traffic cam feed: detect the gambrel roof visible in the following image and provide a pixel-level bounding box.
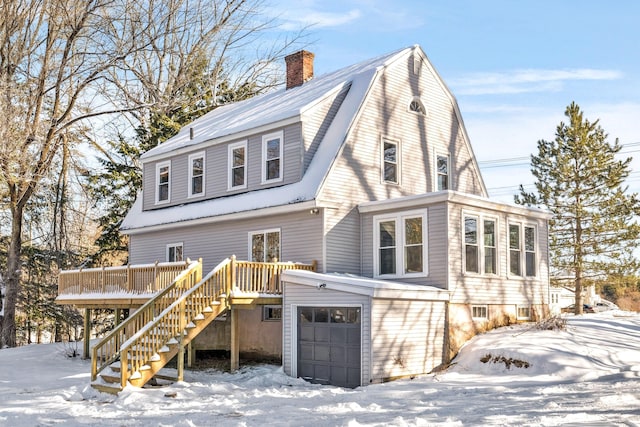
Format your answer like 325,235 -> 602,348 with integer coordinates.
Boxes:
121,45 -> 482,233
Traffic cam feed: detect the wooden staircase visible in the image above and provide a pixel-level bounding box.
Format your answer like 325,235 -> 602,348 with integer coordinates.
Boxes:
91,258 -> 231,394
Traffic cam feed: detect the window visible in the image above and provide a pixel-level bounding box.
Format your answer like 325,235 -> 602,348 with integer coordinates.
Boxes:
375,211 -> 427,278
509,223 -> 537,277
262,305 -> 282,321
156,161 -> 171,204
517,305 -> 531,320
262,132 -> 283,183
382,138 -> 399,184
464,216 -> 479,273
408,97 -> 427,115
250,229 -> 280,262
509,224 -> 521,276
228,141 -> 247,189
436,154 -> 449,191
166,243 -> 183,262
472,305 -> 488,319
188,152 -> 205,197
551,293 -> 559,304
463,214 -> 497,275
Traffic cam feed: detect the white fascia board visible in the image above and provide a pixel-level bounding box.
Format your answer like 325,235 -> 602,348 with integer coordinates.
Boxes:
357,190 -> 552,219
141,116 -> 301,164
122,200 -> 318,235
281,270 -> 450,301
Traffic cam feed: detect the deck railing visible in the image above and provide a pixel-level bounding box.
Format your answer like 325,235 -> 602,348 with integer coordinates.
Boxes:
234,259 -> 317,294
58,261 -> 193,296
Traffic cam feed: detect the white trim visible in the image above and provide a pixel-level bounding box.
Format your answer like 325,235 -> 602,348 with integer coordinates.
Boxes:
166,242 -> 184,262
435,152 -> 451,192
261,131 -> 284,184
471,304 -> 488,320
408,96 -> 428,117
187,151 -> 206,198
358,190 -> 552,219
462,210 -> 499,277
507,221 -> 539,279
228,140 -> 248,190
373,209 -> 428,279
381,137 -> 400,185
155,161 -> 171,205
248,228 -> 281,262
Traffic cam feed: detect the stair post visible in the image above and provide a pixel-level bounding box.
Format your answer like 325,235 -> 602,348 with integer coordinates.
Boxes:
177,299 -> 186,381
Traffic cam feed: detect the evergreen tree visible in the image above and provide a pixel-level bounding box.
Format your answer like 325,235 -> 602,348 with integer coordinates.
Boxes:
516,102 -> 640,314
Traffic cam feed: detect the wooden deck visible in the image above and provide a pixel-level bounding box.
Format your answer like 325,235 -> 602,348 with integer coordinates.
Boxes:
56,256 -> 316,394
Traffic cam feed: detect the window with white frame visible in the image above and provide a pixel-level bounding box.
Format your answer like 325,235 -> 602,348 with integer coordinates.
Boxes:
375,211 -> 427,278
517,305 -> 531,319
382,138 -> 399,184
464,214 -> 497,275
166,242 -> 183,262
228,141 -> 247,189
408,97 -> 427,116
509,223 -> 537,277
472,305 -> 488,319
156,161 -> 171,204
262,132 -> 283,183
250,229 -> 280,262
188,152 -> 205,197
436,154 -> 449,191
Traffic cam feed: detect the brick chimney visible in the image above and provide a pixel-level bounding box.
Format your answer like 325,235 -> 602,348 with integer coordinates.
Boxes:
285,50 -> 314,89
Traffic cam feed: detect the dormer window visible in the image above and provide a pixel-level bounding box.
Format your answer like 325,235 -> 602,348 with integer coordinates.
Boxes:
229,141 -> 247,189
156,161 -> 171,204
408,97 -> 427,116
188,152 -> 205,198
262,131 -> 283,184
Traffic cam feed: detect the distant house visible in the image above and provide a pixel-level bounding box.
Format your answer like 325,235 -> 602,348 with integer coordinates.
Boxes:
58,45 -> 551,392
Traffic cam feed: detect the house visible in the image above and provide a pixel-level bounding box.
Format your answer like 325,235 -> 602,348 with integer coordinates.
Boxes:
57,45 -> 551,392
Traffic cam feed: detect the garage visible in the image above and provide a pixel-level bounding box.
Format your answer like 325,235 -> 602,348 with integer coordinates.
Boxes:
298,306 -> 361,388
282,270 -> 449,387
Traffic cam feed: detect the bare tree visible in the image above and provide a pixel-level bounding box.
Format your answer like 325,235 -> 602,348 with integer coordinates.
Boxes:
0,0 -> 305,347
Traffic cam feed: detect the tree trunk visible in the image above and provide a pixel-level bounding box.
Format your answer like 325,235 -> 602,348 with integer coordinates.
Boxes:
2,205 -> 24,348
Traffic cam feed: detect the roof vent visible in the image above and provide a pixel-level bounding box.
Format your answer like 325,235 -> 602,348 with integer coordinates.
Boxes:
285,50 -> 314,89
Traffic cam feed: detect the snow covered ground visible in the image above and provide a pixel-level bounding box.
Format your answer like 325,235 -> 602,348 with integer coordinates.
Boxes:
1,311 -> 639,426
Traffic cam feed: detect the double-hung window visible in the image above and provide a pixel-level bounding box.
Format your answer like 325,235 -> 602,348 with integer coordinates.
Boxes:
375,211 -> 427,278
509,223 -> 537,277
250,229 -> 281,262
262,132 -> 283,184
156,161 -> 171,204
382,138 -> 399,184
436,154 -> 449,191
188,152 -> 205,198
228,141 -> 247,189
464,214 -> 497,275
166,242 -> 183,262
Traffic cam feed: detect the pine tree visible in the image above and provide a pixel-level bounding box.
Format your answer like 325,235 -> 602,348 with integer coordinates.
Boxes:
516,102 -> 640,314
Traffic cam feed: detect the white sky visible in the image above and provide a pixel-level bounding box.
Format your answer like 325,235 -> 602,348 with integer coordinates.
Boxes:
0,310 -> 638,425
268,0 -> 640,203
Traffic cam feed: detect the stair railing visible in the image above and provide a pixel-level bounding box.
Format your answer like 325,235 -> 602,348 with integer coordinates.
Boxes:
117,257 -> 232,389
91,259 -> 202,382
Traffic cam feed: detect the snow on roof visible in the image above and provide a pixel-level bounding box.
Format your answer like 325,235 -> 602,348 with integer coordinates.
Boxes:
281,269 -> 450,301
121,46 -> 416,232
141,46 -> 412,161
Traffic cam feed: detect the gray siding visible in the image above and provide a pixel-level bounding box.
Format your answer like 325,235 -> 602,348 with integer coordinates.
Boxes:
301,84 -> 351,173
282,282 -> 371,385
370,298 -> 446,380
359,203 -> 448,288
129,209 -> 323,272
447,202 -> 549,305
141,123 -> 303,211
318,51 -> 485,212
324,206 -> 361,274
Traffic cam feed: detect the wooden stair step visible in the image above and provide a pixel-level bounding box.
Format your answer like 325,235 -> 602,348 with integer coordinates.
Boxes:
91,382 -> 122,395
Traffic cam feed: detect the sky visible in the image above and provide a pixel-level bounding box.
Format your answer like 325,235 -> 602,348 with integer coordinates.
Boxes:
1,310 -> 638,425
269,0 -> 640,203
